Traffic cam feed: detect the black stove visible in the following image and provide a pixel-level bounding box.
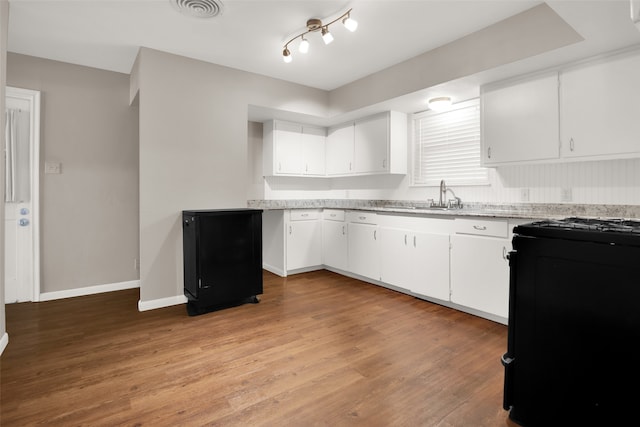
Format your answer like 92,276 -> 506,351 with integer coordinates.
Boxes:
504,216 -> 640,426
513,217 -> 640,246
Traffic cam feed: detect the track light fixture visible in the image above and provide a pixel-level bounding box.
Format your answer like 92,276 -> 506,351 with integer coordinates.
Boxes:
282,8 -> 357,63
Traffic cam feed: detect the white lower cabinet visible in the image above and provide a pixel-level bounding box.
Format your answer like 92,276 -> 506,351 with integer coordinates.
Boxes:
286,210 -> 322,271
322,210 -> 348,271
380,227 -> 450,301
450,218 -> 511,318
347,217 -> 380,281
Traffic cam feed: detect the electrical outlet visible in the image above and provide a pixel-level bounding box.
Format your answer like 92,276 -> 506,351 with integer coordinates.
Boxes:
561,188 -> 573,202
44,161 -> 62,174
520,188 -> 530,202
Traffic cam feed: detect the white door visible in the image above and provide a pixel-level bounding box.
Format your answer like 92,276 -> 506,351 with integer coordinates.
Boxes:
4,87 -> 40,303
286,220 -> 322,271
322,219 -> 347,271
347,223 -> 379,280
274,121 -> 303,175
354,114 -> 388,174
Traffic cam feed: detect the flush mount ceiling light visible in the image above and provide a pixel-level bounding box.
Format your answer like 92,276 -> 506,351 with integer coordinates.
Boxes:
428,97 -> 453,112
171,0 -> 224,18
282,8 -> 358,63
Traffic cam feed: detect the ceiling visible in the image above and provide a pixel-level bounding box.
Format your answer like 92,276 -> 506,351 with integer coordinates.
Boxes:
7,0 -> 640,118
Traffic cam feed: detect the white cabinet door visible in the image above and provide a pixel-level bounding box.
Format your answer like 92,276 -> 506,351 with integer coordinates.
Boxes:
274,121 -> 304,175
481,73 -> 560,165
348,223 -> 379,280
409,232 -> 450,301
302,126 -> 326,176
326,124 -> 354,176
287,219 -> 321,271
560,51 -> 640,159
380,227 -> 412,288
354,114 -> 388,174
322,220 -> 348,270
450,234 -> 510,318
380,228 -> 449,300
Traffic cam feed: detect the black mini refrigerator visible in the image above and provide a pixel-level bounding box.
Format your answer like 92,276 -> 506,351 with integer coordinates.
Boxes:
182,209 -> 263,315
503,218 -> 640,426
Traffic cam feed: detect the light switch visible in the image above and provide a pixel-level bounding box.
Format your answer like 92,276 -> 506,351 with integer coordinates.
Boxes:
45,161 -> 62,174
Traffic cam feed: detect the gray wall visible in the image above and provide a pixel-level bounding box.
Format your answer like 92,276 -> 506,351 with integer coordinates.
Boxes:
135,48 -> 328,304
1,0 -> 9,343
7,53 -> 139,293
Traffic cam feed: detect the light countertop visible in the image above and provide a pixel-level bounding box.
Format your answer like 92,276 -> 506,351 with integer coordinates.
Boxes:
247,199 -> 640,221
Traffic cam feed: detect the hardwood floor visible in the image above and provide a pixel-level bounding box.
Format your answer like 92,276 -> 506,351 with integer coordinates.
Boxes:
1,270 -> 518,426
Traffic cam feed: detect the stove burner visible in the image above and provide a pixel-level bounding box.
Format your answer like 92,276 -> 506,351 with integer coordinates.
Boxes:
532,217 -> 640,234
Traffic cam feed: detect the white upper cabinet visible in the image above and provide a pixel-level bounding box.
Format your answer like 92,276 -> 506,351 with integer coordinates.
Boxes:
264,112 -> 406,177
354,113 -> 389,173
326,111 -> 407,177
325,124 -> 354,176
560,50 -> 640,160
272,121 -> 304,175
481,72 -> 560,166
302,125 -> 326,176
263,120 -> 326,177
354,111 -> 407,175
481,48 -> 640,166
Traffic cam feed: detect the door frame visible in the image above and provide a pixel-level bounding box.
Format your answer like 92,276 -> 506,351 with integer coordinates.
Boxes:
6,86 -> 41,302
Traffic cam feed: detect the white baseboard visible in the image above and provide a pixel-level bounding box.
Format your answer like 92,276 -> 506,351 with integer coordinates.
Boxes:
0,332 -> 8,356
263,264 -> 286,277
39,280 -> 140,302
138,294 -> 188,312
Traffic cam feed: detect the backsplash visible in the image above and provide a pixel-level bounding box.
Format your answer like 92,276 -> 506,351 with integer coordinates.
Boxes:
260,158 -> 640,206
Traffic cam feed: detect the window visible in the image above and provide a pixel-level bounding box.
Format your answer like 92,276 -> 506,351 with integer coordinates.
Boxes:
412,98 -> 488,186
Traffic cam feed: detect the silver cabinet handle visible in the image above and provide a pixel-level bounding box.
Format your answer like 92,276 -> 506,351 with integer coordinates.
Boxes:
301,213 -> 308,217
487,147 -> 491,159
330,213 -> 336,217
359,216 -> 366,220
342,225 -> 345,235
502,246 -> 508,261
349,162 -> 352,171
279,162 -> 282,171
374,230 -> 377,240
473,225 -> 487,231
289,225 -> 292,234
382,159 -> 387,169
404,234 -> 407,245
569,137 -> 575,152
19,218 -> 30,227
413,235 -> 416,247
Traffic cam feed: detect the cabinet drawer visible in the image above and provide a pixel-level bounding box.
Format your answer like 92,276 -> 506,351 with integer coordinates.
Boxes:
290,210 -> 320,221
454,218 -> 508,238
346,211 -> 377,224
323,209 -> 345,221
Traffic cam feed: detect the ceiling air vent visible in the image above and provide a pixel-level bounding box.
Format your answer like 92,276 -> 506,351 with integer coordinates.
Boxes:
171,0 -> 224,18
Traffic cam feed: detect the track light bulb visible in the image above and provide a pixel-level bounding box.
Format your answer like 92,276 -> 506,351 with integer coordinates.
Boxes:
343,15 -> 358,32
321,26 -> 334,45
299,38 -> 309,54
283,47 -> 292,63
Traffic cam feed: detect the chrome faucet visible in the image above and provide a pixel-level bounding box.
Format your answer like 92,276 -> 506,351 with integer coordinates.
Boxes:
439,179 -> 446,207
430,179 -> 463,209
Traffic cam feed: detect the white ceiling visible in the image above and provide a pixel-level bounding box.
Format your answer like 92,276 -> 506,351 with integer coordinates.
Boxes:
7,0 -> 640,115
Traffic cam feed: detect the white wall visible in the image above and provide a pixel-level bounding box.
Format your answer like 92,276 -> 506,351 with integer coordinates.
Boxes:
135,48 -> 329,306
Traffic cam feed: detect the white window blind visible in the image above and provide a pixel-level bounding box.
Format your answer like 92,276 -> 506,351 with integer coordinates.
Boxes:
412,98 -> 488,186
